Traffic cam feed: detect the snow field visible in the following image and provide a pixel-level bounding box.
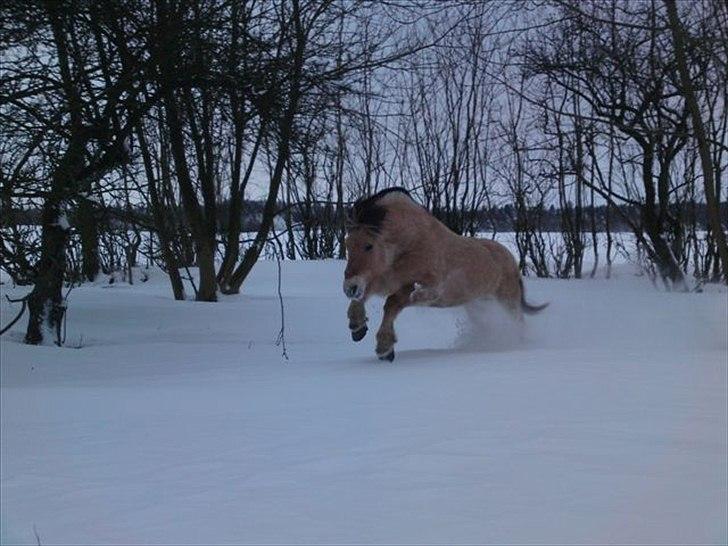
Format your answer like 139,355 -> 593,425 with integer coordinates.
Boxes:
1,260 -> 726,544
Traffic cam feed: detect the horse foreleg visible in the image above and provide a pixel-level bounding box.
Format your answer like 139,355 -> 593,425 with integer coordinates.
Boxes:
375,284 -> 414,361
347,299 -> 368,342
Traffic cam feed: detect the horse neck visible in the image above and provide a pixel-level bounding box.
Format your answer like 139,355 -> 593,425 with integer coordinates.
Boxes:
385,206 -> 443,254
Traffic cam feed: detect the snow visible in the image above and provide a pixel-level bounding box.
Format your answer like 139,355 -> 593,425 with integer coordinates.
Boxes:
1,260 -> 726,544
53,212 -> 70,231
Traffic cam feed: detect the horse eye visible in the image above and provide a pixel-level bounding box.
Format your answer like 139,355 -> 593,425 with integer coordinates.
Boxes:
364,244 -> 373,252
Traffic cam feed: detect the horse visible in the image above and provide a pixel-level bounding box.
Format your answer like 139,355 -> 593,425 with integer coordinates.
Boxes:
343,187 -> 548,361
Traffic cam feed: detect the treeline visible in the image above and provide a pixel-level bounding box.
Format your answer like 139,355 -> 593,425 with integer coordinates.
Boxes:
6,201 -> 726,235
1,0 -> 727,345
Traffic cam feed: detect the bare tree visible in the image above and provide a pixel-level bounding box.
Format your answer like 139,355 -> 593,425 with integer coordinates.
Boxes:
664,0 -> 728,284
523,0 -> 715,288
2,1 -> 155,344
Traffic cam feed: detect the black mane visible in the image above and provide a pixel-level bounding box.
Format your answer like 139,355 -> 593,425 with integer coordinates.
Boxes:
350,187 -> 411,233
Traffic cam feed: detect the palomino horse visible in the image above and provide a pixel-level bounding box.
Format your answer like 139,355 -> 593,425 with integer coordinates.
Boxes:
343,187 -> 547,361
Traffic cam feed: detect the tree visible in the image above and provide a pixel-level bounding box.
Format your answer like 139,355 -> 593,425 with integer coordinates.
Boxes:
664,0 -> 728,284
1,0 -> 156,344
523,0 -> 720,287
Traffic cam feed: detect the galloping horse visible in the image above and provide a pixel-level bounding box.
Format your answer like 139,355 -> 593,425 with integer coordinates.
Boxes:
343,187 -> 547,361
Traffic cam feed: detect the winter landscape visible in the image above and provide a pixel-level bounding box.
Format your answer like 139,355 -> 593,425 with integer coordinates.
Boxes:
2,0 -> 728,544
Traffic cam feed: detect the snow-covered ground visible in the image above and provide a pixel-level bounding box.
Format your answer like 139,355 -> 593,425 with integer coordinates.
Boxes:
1,260 -> 726,544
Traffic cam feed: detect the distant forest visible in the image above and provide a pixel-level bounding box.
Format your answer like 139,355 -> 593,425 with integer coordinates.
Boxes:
5,201 -> 728,234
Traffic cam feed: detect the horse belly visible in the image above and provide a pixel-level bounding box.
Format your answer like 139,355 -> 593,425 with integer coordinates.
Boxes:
437,245 -> 503,305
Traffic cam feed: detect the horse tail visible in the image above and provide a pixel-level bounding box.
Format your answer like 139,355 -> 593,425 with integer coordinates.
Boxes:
519,278 -> 549,315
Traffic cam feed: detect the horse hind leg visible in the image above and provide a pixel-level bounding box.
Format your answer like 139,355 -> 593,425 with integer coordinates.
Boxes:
496,280 -> 524,325
347,299 -> 368,342
501,296 -> 524,325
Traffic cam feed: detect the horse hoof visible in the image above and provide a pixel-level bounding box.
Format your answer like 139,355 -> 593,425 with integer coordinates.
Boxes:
378,348 -> 395,362
351,325 -> 368,342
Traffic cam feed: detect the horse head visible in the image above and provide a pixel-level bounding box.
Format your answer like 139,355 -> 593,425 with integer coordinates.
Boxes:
342,188 -> 410,300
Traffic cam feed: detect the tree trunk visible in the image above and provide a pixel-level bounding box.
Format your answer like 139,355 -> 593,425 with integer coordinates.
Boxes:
641,144 -> 686,288
77,198 -> 100,282
218,125 -> 264,290
25,138 -> 82,344
161,87 -> 217,302
25,204 -> 70,345
136,124 -> 186,300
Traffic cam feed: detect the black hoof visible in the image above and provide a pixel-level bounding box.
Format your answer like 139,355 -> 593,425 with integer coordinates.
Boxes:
351,325 -> 368,342
378,348 -> 395,362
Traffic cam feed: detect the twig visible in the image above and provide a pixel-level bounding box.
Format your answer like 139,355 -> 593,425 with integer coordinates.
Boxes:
0,294 -> 28,336
60,281 -> 78,346
181,264 -> 198,298
60,301 -> 68,346
273,248 -> 289,361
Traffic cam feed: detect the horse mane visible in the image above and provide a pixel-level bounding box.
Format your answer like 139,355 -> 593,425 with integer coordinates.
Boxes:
350,187 -> 413,233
